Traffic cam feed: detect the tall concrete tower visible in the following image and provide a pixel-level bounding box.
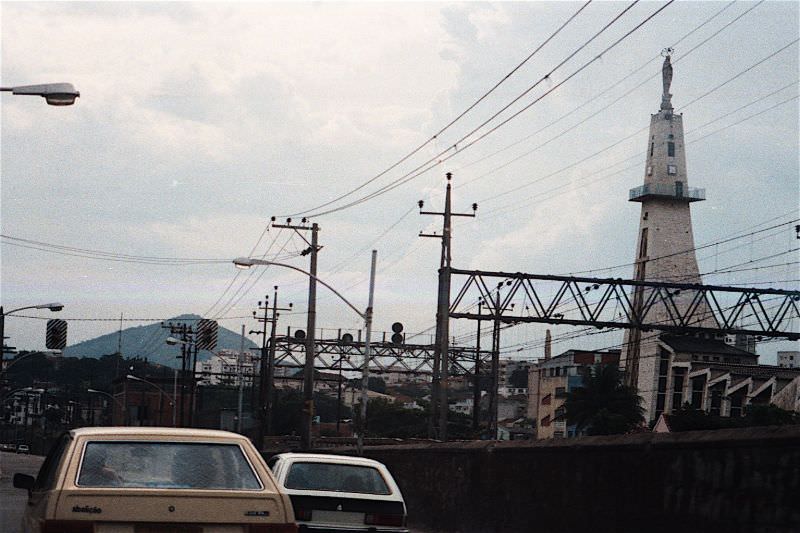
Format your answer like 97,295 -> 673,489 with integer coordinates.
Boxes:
620,50 -> 714,422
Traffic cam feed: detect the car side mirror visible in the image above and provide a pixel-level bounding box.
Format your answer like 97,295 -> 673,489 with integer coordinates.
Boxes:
13,473 -> 35,492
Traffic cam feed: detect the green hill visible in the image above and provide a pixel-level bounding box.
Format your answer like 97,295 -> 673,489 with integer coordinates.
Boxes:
63,314 -> 259,368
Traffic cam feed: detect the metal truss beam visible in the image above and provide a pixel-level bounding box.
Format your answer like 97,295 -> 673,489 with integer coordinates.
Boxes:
449,269 -> 800,339
272,336 -> 491,377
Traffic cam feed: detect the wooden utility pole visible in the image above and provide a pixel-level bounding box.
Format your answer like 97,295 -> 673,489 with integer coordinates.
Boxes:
255,287 -> 291,449
418,172 -> 476,441
472,299 -> 483,431
272,218 -> 319,450
489,285 -> 502,438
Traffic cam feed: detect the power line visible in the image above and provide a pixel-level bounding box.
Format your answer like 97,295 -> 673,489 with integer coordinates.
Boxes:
474,39 -> 798,206
285,1 -> 594,218
202,227 -> 285,318
0,235 -> 231,265
298,1 -> 675,218
453,0 -> 743,185
473,88 -> 798,224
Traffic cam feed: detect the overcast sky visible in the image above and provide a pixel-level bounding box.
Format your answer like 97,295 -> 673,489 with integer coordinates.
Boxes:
2,1 -> 798,365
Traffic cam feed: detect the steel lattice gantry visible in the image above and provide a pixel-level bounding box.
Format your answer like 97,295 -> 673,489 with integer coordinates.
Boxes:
272,335 -> 491,377
448,268 -> 800,339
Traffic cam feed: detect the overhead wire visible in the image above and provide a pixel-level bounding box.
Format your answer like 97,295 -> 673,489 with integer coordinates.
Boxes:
299,1 -> 676,219
285,1 -> 595,218
473,86 -> 798,224
453,0 -> 746,187
474,39 -> 799,206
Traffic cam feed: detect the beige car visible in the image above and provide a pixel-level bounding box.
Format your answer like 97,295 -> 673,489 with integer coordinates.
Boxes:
13,427 -> 296,533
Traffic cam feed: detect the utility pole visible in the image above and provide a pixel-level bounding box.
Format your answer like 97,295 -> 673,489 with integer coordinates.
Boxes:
162,322 -> 194,427
272,217 -> 320,450
418,172 -> 477,441
472,299 -> 483,431
356,250 -> 378,456
489,283 -> 502,438
254,287 -> 291,449
237,324 -> 245,433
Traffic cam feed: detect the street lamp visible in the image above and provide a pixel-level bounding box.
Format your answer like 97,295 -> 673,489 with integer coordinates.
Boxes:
1,83 -> 80,106
126,374 -> 176,427
87,389 -> 125,409
1,303 -> 64,376
232,252 -> 377,455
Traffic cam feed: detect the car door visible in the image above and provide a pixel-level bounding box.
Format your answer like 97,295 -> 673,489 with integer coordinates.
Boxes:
22,434 -> 72,533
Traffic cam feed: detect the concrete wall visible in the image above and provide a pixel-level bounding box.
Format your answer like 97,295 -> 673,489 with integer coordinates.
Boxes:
357,426 -> 800,533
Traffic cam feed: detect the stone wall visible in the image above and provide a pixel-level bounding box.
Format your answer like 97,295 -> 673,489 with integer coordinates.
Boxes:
354,426 -> 800,533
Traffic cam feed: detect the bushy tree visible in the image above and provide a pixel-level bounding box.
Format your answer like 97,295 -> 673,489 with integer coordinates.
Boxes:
564,364 -> 645,435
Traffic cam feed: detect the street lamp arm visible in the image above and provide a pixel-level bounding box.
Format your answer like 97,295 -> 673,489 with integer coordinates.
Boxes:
1,83 -> 80,106
233,258 -> 366,319
2,303 -> 64,316
87,389 -> 125,409
126,375 -> 175,405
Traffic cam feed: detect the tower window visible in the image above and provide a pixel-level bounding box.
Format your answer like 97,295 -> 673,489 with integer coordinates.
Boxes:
650,143 -> 654,157
646,165 -> 652,176
667,164 -> 677,175
668,142 -> 675,157
639,228 -> 648,258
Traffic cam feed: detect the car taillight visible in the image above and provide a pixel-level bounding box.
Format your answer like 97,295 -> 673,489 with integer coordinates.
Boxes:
293,508 -> 312,521
365,513 -> 406,527
41,520 -> 94,533
248,524 -> 298,533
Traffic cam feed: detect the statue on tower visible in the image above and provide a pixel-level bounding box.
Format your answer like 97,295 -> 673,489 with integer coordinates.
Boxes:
661,47 -> 674,111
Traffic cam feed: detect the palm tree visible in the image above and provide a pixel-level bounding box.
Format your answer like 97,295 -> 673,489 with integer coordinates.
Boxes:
564,364 -> 645,436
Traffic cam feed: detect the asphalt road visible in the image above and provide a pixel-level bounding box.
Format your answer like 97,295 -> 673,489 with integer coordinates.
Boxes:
0,451 -> 43,533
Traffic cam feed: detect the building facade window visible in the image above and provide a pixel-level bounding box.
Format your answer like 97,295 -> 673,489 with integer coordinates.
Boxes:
667,164 -> 677,175
667,142 -> 675,157
672,368 -> 686,410
709,386 -> 723,416
691,376 -> 705,409
655,349 -> 670,417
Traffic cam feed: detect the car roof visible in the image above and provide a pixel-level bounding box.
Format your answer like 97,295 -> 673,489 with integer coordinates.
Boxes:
275,453 -> 387,468
69,427 -> 249,440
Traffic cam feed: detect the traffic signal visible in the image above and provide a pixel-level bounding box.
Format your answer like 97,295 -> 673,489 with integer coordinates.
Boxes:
196,319 -> 218,350
391,322 -> 404,345
46,319 -> 68,350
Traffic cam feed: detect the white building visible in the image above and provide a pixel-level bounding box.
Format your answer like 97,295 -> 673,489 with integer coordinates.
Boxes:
196,349 -> 257,387
778,351 -> 800,369
620,52 -> 717,422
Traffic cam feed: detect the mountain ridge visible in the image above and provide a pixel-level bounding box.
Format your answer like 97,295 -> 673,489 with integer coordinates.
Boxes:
62,314 -> 259,368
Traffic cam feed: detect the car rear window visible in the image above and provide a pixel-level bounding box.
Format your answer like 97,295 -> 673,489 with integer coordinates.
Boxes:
77,441 -> 262,490
285,462 -> 391,495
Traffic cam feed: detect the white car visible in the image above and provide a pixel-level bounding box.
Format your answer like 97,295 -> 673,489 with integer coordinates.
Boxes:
268,453 -> 408,533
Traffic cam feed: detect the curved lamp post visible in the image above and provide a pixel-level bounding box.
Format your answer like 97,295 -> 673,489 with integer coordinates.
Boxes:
126,374 -> 176,427
233,253 -> 377,455
87,388 -> 125,409
1,83 -> 80,106
1,303 -> 64,377
87,388 -> 125,426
